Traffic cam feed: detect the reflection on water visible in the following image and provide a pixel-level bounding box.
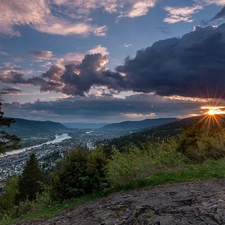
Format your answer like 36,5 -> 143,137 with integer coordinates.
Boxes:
1,133 -> 71,157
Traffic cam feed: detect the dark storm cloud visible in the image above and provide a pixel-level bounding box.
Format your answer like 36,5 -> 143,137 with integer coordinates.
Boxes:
211,6 -> 225,21
0,86 -> 21,95
0,53 -> 126,96
42,65 -> 63,81
0,71 -> 62,92
3,94 -> 204,122
1,24 -> 225,99
59,54 -> 126,96
0,72 -> 27,84
116,23 -> 225,98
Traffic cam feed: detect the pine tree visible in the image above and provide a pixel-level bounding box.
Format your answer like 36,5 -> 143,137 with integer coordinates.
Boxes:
17,153 -> 44,202
0,102 -> 20,153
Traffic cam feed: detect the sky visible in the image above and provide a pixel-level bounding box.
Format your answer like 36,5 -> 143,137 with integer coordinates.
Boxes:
1,0 -> 225,123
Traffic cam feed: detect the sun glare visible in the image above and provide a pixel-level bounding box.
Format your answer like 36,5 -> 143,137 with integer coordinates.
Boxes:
197,105 -> 225,129
201,106 -> 225,116
207,108 -> 222,115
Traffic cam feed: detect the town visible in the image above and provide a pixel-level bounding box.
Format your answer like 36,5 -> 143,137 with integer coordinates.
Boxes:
0,128 -> 131,187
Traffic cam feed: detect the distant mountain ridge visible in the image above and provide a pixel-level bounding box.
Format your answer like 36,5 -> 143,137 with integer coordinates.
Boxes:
104,114 -> 225,151
0,118 -> 71,137
63,122 -> 109,129
100,118 -> 177,130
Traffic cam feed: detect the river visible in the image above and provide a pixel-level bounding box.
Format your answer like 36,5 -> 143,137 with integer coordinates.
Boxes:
1,133 -> 72,157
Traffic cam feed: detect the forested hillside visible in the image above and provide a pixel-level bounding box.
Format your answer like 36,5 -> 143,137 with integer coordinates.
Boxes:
0,118 -> 72,137
100,118 -> 177,130
103,115 -> 225,151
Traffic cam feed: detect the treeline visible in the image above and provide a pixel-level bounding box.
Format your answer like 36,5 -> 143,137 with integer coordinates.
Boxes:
102,116 -> 197,151
2,121 -> 225,220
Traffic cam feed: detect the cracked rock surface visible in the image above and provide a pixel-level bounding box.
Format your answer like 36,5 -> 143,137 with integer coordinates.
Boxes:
15,178 -> 225,225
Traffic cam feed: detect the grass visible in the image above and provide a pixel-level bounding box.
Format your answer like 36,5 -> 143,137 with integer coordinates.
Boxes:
0,193 -> 104,225
3,158 -> 225,225
109,158 -> 225,191
145,212 -> 154,218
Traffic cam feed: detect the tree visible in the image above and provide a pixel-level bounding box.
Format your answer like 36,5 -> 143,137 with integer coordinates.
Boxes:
51,146 -> 108,201
17,153 -> 44,202
0,102 -> 20,153
0,177 -> 19,213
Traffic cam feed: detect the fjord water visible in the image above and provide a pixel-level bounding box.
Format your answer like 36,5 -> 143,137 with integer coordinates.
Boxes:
1,133 -> 71,157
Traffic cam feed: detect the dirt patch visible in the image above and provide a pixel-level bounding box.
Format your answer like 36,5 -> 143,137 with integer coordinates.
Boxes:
15,178 -> 225,225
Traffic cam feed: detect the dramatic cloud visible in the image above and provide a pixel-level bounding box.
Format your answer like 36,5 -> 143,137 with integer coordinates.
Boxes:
0,0 -> 157,37
0,53 -> 125,96
1,24 -> 225,99
60,54 -> 125,96
55,53 -> 85,68
0,0 -> 107,37
52,0 -> 156,19
3,94 -> 207,122
116,24 -> 225,99
0,70 -> 63,93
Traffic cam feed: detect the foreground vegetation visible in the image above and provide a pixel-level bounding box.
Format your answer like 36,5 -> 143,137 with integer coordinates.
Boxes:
1,118 -> 225,224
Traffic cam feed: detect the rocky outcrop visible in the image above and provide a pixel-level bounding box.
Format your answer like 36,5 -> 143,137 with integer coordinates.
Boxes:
15,178 -> 225,225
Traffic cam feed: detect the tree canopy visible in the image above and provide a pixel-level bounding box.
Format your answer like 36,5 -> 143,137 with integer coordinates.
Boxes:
0,102 -> 20,153
17,153 -> 44,202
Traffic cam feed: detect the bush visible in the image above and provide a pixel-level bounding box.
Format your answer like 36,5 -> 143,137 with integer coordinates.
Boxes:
51,146 -> 108,201
0,176 -> 19,213
176,124 -> 225,162
106,139 -> 186,187
35,189 -> 55,209
10,199 -> 34,219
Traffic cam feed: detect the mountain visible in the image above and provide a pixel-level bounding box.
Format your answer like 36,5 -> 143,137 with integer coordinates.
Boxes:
104,114 -> 225,151
100,118 -> 177,130
0,118 -> 71,138
63,122 -> 109,129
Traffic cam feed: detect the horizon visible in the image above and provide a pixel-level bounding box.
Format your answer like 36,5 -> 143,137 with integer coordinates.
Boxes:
9,114 -> 205,124
1,1 -> 225,123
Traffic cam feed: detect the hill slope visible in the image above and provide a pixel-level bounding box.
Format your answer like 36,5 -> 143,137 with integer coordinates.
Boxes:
100,118 -> 177,130
104,114 -> 225,150
0,118 -> 71,137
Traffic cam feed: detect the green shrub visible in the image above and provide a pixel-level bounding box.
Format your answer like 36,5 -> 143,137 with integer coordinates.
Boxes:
9,199 -> 35,219
106,140 -> 186,186
35,189 -> 55,209
176,124 -> 225,162
51,146 -> 108,201
0,177 -> 19,213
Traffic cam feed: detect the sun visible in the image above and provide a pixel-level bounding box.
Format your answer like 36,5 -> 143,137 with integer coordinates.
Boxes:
201,106 -> 225,116
199,106 -> 225,129
207,108 -> 222,115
